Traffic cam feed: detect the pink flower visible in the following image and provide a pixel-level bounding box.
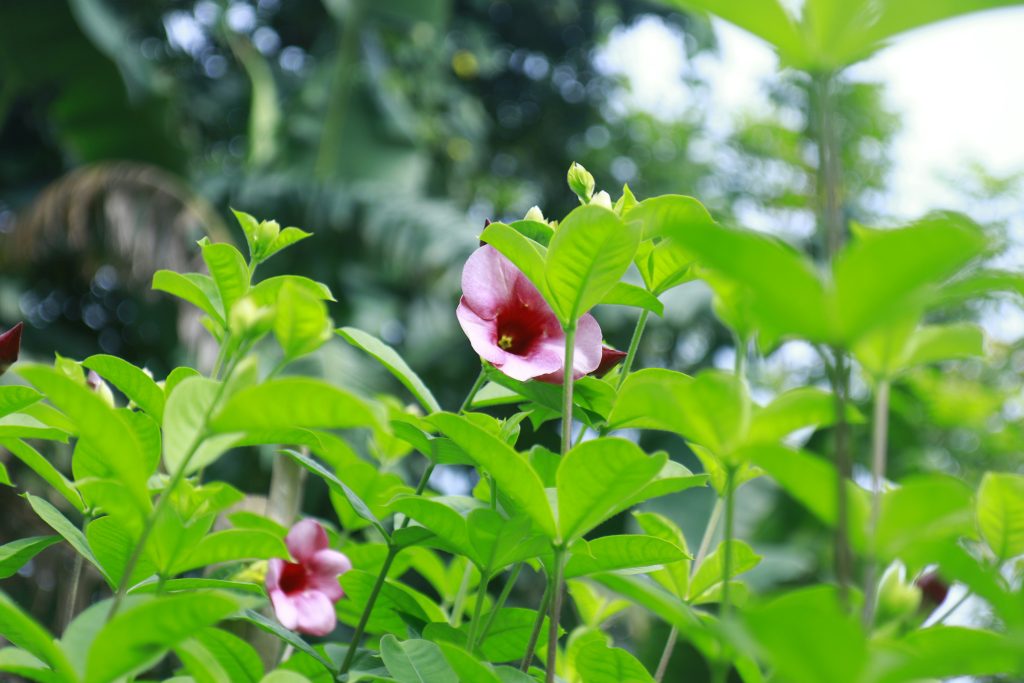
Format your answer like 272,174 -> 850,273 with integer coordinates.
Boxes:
457,245 -> 603,382
266,519 -> 352,636
0,322 -> 23,377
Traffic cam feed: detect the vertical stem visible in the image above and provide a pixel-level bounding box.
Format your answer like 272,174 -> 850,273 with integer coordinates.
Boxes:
450,562 -> 474,627
545,548 -> 566,683
828,350 -> 853,606
478,563 -> 523,645
339,544 -> 398,674
616,309 -> 650,391
561,326 -> 577,456
720,466 -> 737,623
862,378 -> 891,626
460,368 -> 488,414
520,583 -> 551,672
61,552 -> 84,630
466,572 -> 490,651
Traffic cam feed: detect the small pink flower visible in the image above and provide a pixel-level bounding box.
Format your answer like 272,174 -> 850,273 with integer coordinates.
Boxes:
266,519 -> 352,636
456,245 -> 603,382
0,322 -> 23,377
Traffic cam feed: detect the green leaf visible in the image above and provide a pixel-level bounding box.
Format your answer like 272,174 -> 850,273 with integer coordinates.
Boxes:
284,449 -> 388,538
171,529 -> 288,574
873,625 -> 1024,683
544,205 -> 640,326
901,323 -> 985,370
338,570 -> 432,634
24,493 -> 111,586
435,643 -> 502,683
153,271 -> 225,324
564,534 -> 687,579
429,413 -> 555,540
598,282 -> 664,316
233,610 -> 335,675
201,241 -> 250,315
557,438 -> 665,542
0,647 -> 65,683
379,636 -> 457,683
274,281 -> 331,360
163,376 -> 233,475
86,516 -> 155,588
211,379 -> 375,433
338,327 -> 441,414
688,540 -> 761,601
232,208 -> 260,260
468,608 -> 554,662
466,509 -> 547,573
976,472 -> 1024,563
0,536 -> 60,580
176,627 -> 264,683
0,414 -> 69,442
0,439 -> 82,511
743,586 -> 865,683
833,216 -> 986,342
0,386 -> 43,419
87,592 -> 245,683
389,496 -> 471,557
479,222 -> 549,299
82,355 -> 165,421
876,475 -> 974,568
574,641 -> 654,683
267,228 -> 313,259
0,590 -> 76,682
248,275 -> 335,306
631,512 -> 690,598
747,387 -> 848,445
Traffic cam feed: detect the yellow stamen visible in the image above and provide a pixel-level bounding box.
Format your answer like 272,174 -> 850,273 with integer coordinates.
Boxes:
498,334 -> 514,350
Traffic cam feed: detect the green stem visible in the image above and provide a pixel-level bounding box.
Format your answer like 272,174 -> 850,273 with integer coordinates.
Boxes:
62,552 -> 84,630
696,498 -> 724,570
545,548 -> 566,683
862,378 -> 891,627
339,544 -> 399,674
460,367 -> 488,413
721,467 -> 737,622
561,326 -> 577,456
520,583 -> 551,672
654,627 -> 678,683
478,563 -> 522,645
108,364 -> 237,620
827,349 -> 853,606
616,309 -> 650,391
466,572 -> 491,651
450,562 -> 474,627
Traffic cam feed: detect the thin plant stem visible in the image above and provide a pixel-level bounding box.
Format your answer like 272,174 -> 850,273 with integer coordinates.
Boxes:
827,349 -> 854,606
460,367 -> 488,413
478,563 -> 523,645
466,572 -> 491,651
450,562 -> 474,627
654,629 -> 677,683
339,544 -> 398,674
560,326 -> 577,456
108,361 -> 238,620
62,552 -> 84,630
616,308 -> 650,391
520,583 -> 551,672
721,466 -> 737,622
546,548 -> 567,683
862,378 -> 891,627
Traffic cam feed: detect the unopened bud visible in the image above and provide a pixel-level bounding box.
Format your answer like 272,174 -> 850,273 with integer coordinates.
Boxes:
256,219 -> 281,246
591,190 -> 613,210
0,322 -> 23,377
567,162 -> 595,202
229,297 -> 274,337
524,206 -> 546,223
87,370 -> 116,408
876,561 -> 921,626
915,571 -> 950,609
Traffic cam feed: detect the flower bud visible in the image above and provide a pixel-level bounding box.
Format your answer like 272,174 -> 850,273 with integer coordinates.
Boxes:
591,190 -> 613,210
567,162 -> 595,202
87,370 -> 116,408
0,322 -> 23,377
524,205 -> 546,223
256,219 -> 281,246
229,297 -> 275,337
875,561 -> 921,627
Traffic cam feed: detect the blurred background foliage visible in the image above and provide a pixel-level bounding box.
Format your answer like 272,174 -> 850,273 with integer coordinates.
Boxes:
1,0 -> 1022,679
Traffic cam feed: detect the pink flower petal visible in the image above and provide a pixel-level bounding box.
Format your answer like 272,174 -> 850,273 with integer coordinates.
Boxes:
456,299 -> 507,365
535,314 -> 604,383
266,558 -> 285,592
269,588 -> 299,630
501,334 -> 565,381
308,549 -> 351,601
291,590 -> 338,636
286,519 -> 329,563
460,245 -> 524,319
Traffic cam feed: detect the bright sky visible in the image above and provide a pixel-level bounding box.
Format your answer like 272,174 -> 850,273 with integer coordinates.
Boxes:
599,7 -> 1024,219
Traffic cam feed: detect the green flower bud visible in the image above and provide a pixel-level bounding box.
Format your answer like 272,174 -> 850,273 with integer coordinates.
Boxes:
875,561 -> 922,627
229,297 -> 275,338
256,219 -> 281,246
591,190 -> 613,210
86,370 -> 116,408
567,162 -> 595,202
524,205 -> 546,223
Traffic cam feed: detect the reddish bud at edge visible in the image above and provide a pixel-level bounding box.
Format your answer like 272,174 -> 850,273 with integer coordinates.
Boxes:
915,571 -> 950,608
593,346 -> 628,378
0,322 -> 23,377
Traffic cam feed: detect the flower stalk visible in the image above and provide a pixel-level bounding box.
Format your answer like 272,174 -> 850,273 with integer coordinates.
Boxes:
862,378 -> 891,626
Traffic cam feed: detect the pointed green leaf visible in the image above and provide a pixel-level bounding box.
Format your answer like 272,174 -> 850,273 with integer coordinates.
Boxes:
171,529 -> 288,574
429,413 -> 555,539
575,641 -> 654,683
688,539 -> 761,601
389,496 -> 471,557
479,222 -> 549,300
83,354 -> 165,421
211,379 -> 375,433
284,449 -> 387,538
338,327 -> 441,414
176,626 -> 264,683
248,275 -> 334,306
598,282 -> 664,316
153,270 -> 225,323
200,242 -> 250,315
976,472 -> 1024,563
0,386 -> 42,419
0,439 -> 82,511
274,281 -> 331,360
0,590 -> 76,682
564,534 -> 688,579
544,205 -> 640,326
24,493 -> 111,586
557,438 -> 665,542
0,536 -> 60,580
379,636 -> 457,683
